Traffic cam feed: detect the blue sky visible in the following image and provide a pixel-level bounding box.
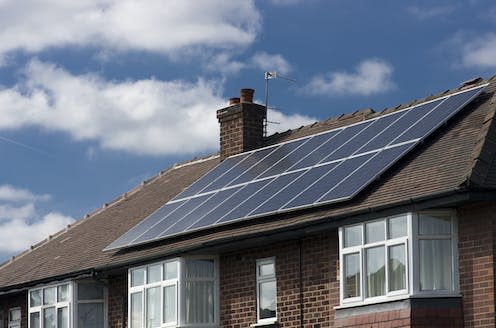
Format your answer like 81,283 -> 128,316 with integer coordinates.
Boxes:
0,0 -> 495,262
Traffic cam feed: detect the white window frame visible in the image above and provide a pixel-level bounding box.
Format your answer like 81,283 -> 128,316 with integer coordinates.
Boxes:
256,257 -> 277,325
28,282 -> 73,328
128,256 -> 219,328
338,210 -> 459,307
74,281 -> 108,328
8,307 -> 21,328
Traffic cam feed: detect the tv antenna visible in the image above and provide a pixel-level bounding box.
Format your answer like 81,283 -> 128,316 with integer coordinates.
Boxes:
264,71 -> 296,137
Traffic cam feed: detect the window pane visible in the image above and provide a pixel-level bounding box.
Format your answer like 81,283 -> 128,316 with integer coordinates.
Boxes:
164,261 -> 178,280
419,213 -> 451,235
185,259 -> 214,278
43,307 -> 56,328
9,309 -> 21,322
420,239 -> 452,290
343,253 -> 360,299
344,225 -> 362,247
388,216 -> 407,239
30,312 -> 40,328
366,221 -> 385,244
258,281 -> 276,320
388,244 -> 406,292
146,287 -> 160,328
131,268 -> 145,287
163,285 -> 177,323
185,281 -> 215,324
147,264 -> 162,284
78,283 -> 104,300
130,292 -> 142,328
259,263 -> 275,277
43,288 -> 56,305
366,246 -> 385,297
78,303 -> 104,328
30,290 -> 42,307
58,284 -> 69,302
57,307 -> 68,328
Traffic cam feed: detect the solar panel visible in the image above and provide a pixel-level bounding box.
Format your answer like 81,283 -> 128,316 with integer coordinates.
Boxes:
105,84 -> 487,251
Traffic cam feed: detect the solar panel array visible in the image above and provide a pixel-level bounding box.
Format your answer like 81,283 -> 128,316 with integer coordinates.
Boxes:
105,84 -> 486,251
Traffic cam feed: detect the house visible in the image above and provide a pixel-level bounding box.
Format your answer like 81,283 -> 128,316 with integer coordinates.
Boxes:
1,76 -> 496,328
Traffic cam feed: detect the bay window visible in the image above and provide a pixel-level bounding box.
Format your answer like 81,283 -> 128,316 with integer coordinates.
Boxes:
339,211 -> 458,306
128,257 -> 218,328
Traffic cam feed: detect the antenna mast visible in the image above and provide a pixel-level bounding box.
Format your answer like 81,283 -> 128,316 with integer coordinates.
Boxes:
264,71 -> 296,137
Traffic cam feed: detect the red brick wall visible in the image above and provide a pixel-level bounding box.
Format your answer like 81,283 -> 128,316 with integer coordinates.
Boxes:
0,291 -> 27,328
107,274 -> 128,328
219,233 -> 338,328
334,308 -> 411,328
458,202 -> 496,327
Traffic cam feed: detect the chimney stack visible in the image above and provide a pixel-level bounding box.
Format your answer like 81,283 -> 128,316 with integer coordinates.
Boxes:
217,88 -> 266,160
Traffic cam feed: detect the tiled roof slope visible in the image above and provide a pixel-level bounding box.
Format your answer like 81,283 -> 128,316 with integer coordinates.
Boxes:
0,77 -> 495,291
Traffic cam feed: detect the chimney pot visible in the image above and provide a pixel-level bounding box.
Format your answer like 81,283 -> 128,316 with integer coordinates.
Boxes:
229,97 -> 240,105
240,88 -> 255,103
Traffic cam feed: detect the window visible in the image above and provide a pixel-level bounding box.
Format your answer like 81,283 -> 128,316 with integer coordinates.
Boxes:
339,211 -> 458,306
8,308 -> 21,328
256,258 -> 277,324
128,257 -> 218,328
29,283 -> 71,328
28,282 -> 107,328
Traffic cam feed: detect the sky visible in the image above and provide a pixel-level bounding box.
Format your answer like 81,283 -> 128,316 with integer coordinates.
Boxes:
0,0 -> 495,262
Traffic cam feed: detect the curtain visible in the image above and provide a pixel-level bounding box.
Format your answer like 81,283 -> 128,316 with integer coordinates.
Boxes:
420,239 -> 452,290
130,292 -> 142,328
388,244 -> 406,291
344,253 -> 360,298
366,246 -> 385,297
185,282 -> 214,324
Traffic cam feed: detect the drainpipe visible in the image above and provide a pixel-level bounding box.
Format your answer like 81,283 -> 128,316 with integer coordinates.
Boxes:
298,240 -> 304,328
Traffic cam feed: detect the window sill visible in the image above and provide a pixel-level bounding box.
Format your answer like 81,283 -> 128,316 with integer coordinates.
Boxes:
335,292 -> 462,309
250,321 -> 280,327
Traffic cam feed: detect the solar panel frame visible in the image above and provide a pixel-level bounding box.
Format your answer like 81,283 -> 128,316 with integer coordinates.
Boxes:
104,84 -> 488,251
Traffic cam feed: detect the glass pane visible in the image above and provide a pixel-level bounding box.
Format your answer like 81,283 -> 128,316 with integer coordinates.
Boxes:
366,221 -> 385,244
388,216 -> 407,239
164,261 -> 178,280
146,287 -> 160,328
419,213 -> 451,235
58,284 -> 69,302
147,264 -> 162,284
57,307 -> 68,328
78,303 -> 104,328
420,239 -> 452,290
43,288 -> 56,305
343,253 -> 360,299
185,259 -> 214,278
344,225 -> 362,247
9,309 -> 21,321
131,268 -> 145,287
259,281 -> 276,320
388,244 -> 406,292
185,281 -> 215,324
30,312 -> 40,328
163,285 -> 177,323
30,290 -> 42,307
259,262 -> 275,277
43,307 -> 56,328
130,292 -> 142,328
78,283 -> 104,300
366,246 -> 385,297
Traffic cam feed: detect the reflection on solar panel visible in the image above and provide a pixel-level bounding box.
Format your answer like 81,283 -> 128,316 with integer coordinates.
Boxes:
105,84 -> 487,251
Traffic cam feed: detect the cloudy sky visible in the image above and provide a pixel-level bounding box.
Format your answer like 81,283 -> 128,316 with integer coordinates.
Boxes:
0,0 -> 495,262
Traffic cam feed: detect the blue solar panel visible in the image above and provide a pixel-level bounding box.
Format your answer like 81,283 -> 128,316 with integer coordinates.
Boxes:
105,84 -> 486,251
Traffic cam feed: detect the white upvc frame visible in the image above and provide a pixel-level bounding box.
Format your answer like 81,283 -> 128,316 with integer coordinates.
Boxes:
255,257 -> 277,325
8,307 -> 21,328
73,281 -> 108,328
28,282 -> 73,328
338,210 -> 459,307
128,256 -> 219,328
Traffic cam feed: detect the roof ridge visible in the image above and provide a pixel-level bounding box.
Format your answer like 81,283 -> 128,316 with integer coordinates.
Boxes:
0,153 -> 220,271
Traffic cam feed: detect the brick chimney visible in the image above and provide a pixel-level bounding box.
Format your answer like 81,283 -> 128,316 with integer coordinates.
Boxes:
217,88 -> 267,160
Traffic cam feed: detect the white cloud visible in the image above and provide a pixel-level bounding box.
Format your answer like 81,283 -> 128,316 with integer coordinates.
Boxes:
266,108 -> 315,135
0,60 -> 313,155
204,52 -> 247,75
461,33 -> 496,68
0,0 -> 260,61
0,185 -> 74,254
304,59 -> 395,96
269,0 -> 304,6
407,4 -> 456,19
250,52 -> 292,74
